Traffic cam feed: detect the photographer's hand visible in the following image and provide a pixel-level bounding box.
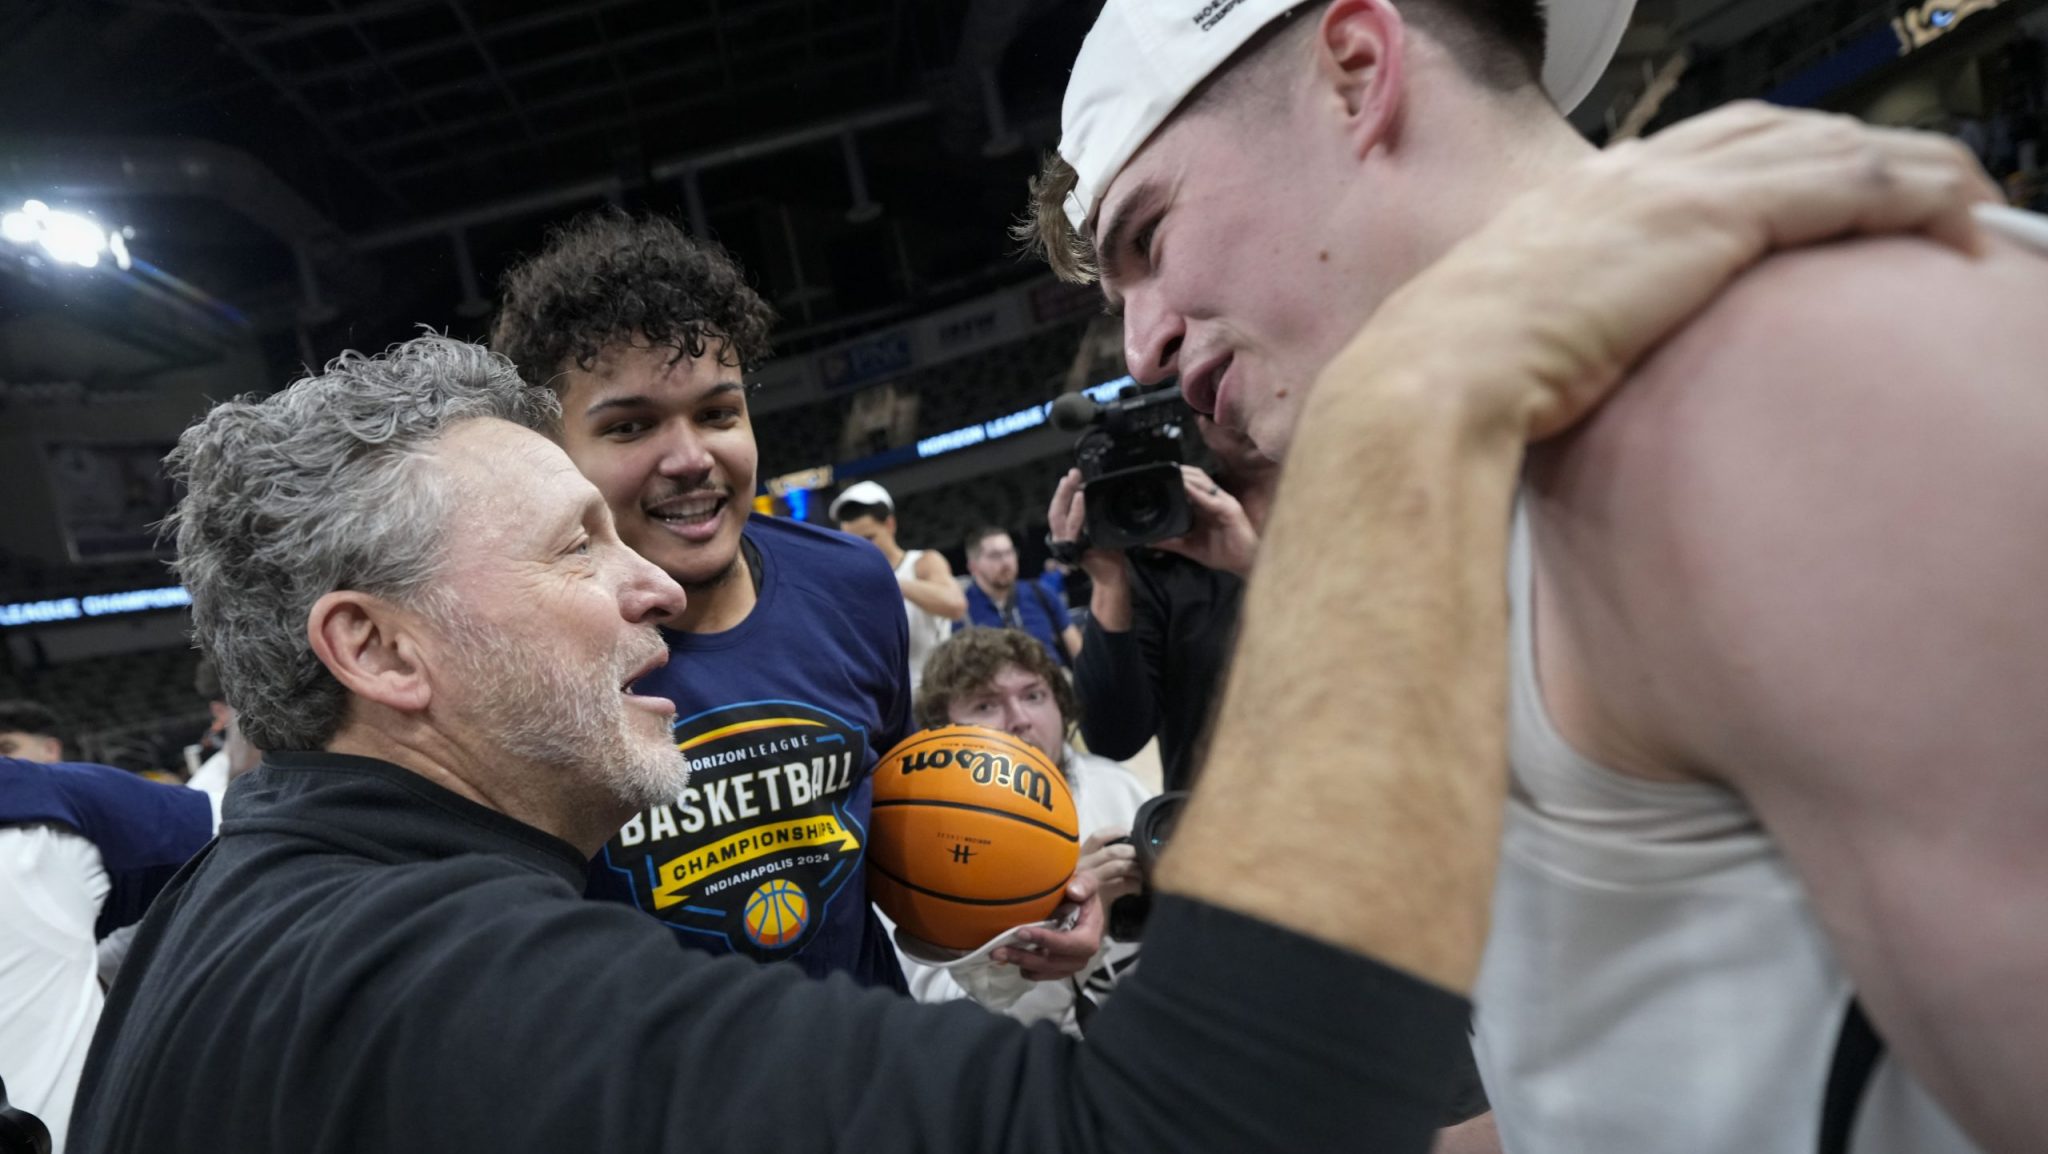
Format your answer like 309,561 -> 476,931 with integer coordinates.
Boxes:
991,872 -> 1107,982
1048,468 -> 1134,632
1078,826 -> 1144,908
1155,466 -> 1260,578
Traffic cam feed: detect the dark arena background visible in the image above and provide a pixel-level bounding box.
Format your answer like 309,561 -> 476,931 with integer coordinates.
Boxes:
1,0 -> 2043,766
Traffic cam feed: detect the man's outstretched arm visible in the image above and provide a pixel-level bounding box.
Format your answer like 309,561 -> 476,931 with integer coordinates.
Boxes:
1531,230 -> 2048,1152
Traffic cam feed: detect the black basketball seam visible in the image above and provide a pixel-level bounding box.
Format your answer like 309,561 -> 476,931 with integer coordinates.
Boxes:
871,797 -> 1080,842
868,861 -> 1072,908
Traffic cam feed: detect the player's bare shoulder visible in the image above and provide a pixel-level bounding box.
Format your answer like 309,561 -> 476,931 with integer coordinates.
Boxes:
1522,223 -> 2048,785
1536,223 -> 2048,536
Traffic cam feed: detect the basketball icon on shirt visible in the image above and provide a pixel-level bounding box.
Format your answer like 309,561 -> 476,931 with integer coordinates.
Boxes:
743,878 -> 810,949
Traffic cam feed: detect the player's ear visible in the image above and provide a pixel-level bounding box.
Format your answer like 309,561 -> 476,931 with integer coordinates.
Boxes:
1313,0 -> 1407,160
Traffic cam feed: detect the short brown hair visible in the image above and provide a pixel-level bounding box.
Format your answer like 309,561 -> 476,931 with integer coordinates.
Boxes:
963,525 -> 1012,559
915,628 -> 1081,737
1016,0 -> 1546,284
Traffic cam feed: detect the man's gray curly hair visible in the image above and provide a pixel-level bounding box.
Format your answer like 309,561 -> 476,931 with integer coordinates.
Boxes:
165,335 -> 559,751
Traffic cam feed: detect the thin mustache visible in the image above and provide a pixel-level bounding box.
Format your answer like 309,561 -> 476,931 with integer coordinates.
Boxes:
644,482 -> 731,507
621,630 -> 668,685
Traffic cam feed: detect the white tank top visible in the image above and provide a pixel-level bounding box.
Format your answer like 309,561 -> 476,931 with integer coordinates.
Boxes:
896,549 -> 952,693
1473,506 -> 1981,1154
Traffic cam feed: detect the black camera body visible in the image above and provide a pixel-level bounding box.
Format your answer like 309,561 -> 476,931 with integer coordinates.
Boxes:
1052,383 -> 1193,552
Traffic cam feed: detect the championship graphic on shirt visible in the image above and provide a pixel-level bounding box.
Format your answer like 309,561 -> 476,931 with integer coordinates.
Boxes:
593,700 -> 871,961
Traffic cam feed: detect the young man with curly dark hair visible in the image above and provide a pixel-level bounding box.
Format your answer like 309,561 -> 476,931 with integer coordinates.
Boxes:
490,213 -> 1109,991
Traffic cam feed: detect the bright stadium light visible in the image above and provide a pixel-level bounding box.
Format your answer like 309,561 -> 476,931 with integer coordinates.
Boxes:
0,199 -> 133,271
0,210 -> 33,246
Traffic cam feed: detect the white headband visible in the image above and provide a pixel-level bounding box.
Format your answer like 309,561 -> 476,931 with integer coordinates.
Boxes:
1058,0 -> 1638,230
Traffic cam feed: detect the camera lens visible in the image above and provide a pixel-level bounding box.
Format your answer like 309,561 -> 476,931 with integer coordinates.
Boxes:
1129,791 -> 1187,874
1109,475 -> 1172,533
1143,801 -> 1180,852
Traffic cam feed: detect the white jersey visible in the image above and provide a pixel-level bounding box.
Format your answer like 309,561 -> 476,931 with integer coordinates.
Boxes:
896,549 -> 952,693
186,749 -> 230,823
0,824 -> 110,1154
1473,506 -> 1979,1154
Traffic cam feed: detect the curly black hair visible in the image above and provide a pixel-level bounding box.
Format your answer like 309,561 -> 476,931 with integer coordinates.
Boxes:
490,210 -> 777,394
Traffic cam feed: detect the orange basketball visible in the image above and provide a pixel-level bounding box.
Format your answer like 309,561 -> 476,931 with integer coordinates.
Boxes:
868,725 -> 1080,950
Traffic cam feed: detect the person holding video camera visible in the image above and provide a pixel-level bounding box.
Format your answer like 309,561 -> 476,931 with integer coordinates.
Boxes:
1051,412 -> 1277,792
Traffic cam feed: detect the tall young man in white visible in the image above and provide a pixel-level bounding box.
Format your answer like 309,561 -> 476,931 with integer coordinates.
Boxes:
1023,1 -> 2046,1150
829,480 -> 966,693
0,704 -> 212,1153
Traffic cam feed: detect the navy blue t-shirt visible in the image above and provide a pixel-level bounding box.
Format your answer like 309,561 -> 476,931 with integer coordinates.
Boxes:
960,580 -> 1073,665
586,515 -> 912,991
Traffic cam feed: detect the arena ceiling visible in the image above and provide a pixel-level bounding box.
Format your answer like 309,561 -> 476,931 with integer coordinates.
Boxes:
0,0 -> 1819,382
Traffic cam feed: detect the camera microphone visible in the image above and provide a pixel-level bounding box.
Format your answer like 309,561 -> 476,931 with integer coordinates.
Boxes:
1050,392 -> 1100,432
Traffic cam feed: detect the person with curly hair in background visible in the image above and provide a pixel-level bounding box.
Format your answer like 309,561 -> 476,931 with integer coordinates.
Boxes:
489,213 -> 1111,990
888,627 -> 1154,1035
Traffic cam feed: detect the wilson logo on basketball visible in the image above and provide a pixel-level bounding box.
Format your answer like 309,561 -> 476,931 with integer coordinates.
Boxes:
896,746 -> 1058,814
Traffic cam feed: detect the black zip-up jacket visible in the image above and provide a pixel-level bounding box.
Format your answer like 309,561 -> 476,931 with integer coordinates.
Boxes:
1074,551 -> 1244,792
71,751 -> 1470,1154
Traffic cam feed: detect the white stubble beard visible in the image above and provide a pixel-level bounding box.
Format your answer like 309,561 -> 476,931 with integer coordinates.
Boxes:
446,616 -> 691,811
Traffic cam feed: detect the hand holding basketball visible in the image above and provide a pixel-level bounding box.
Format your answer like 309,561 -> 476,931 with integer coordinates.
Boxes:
992,872 -> 1106,982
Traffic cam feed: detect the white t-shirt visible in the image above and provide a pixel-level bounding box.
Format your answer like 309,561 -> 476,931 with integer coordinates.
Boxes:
0,824 -> 110,1154
186,749 -> 230,819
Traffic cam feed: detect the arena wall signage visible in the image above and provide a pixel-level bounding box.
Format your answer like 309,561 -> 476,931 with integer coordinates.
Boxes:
750,279 -> 1049,414
909,376 -> 1130,462
1768,0 -> 2015,108
755,375 -> 1137,517
0,585 -> 190,628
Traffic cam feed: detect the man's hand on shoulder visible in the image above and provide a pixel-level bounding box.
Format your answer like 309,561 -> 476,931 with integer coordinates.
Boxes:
1331,102 -> 2002,445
